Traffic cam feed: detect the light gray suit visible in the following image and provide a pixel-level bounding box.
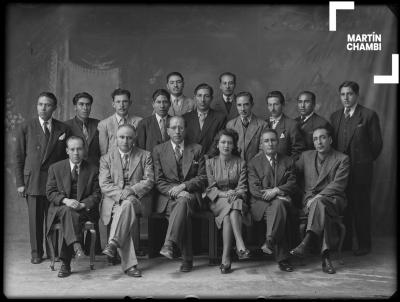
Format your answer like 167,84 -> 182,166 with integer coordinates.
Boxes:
168,95 -> 196,117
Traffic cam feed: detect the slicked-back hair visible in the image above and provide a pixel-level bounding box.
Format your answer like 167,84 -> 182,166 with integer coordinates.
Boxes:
213,128 -> 240,157
117,124 -> 137,136
111,88 -> 131,100
260,128 -> 279,140
152,89 -> 171,103
218,72 -> 236,83
266,91 -> 285,105
66,135 -> 85,147
72,92 -> 93,105
194,83 -> 214,97
312,125 -> 333,138
297,91 -> 316,105
236,91 -> 254,105
38,92 -> 57,106
166,115 -> 187,129
339,81 -> 359,95
166,71 -> 184,83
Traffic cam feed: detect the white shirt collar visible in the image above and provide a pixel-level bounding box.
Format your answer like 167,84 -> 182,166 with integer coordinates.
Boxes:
171,94 -> 183,103
171,140 -> 184,152
118,148 -> 132,158
39,116 -> 52,129
344,103 -> 358,117
300,111 -> 314,123
69,160 -> 82,172
115,113 -> 129,124
155,113 -> 167,124
197,110 -> 209,117
265,153 -> 277,163
270,114 -> 282,122
223,94 -> 234,103
241,114 -> 252,123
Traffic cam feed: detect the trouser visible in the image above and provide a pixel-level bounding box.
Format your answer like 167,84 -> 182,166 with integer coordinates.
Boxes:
26,195 -> 50,258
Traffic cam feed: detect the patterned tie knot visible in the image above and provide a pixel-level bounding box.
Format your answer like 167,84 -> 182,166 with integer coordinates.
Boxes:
72,164 -> 79,180
43,121 -> 50,138
226,95 -> 232,102
175,144 -> 182,160
242,117 -> 249,127
344,107 -> 351,118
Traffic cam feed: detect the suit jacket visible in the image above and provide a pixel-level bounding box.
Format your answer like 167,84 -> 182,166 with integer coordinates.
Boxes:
136,114 -> 171,151
295,113 -> 331,150
267,114 -> 306,161
168,95 -> 196,116
98,114 -> 143,156
226,114 -> 268,162
183,109 -> 226,157
248,151 -> 297,221
15,117 -> 71,195
330,104 -> 383,184
295,149 -> 350,212
210,93 -> 239,121
46,159 -> 101,233
98,146 -> 154,225
152,141 -> 207,213
64,116 -> 101,167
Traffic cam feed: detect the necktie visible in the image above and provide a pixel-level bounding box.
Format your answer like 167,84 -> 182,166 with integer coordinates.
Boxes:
199,112 -> 206,130
344,107 -> 351,119
242,117 -> 249,128
271,157 -> 277,187
122,153 -> 129,170
226,96 -> 231,103
82,122 -> 89,141
72,164 -> 78,181
269,118 -> 277,129
120,117 -> 127,125
160,118 -> 167,142
174,144 -> 182,162
43,121 -> 50,140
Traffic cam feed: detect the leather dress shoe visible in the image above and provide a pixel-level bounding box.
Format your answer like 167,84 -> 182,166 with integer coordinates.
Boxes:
126,265 -> 142,277
353,248 -> 370,256
322,257 -> 336,274
160,245 -> 174,260
31,257 -> 42,264
236,248 -> 251,260
102,241 -> 118,258
58,263 -> 72,278
278,260 -> 294,272
219,263 -> 232,274
180,260 -> 193,272
107,255 -> 121,265
261,241 -> 274,255
290,242 -> 308,258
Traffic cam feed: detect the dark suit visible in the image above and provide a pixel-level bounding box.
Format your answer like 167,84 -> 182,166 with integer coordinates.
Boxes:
152,141 -> 207,259
64,117 -> 101,167
267,114 -> 306,161
248,151 -> 297,262
295,113 -> 332,150
183,109 -> 226,157
330,104 -> 383,250
46,159 -> 101,262
296,150 -> 350,253
136,115 -> 171,152
210,93 -> 239,121
15,117 -> 71,258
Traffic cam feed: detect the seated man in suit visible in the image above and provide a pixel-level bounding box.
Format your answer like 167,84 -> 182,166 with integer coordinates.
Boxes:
99,124 -> 154,277
46,136 -> 101,277
266,91 -> 306,161
137,88 -> 172,152
290,126 -> 350,274
294,91 -> 331,150
248,129 -> 297,272
98,88 -> 143,156
152,116 -> 207,272
210,72 -> 239,121
183,83 -> 226,157
226,91 -> 268,162
165,72 -> 196,116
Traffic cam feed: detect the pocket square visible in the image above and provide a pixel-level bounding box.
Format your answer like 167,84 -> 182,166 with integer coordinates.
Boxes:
58,133 -> 66,140
280,133 -> 285,139
192,160 -> 199,165
357,123 -> 363,127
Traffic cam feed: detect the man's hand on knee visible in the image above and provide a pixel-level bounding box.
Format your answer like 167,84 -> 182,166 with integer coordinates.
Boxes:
177,191 -> 190,200
168,184 -> 186,199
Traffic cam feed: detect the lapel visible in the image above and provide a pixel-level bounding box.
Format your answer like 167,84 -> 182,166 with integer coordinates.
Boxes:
243,115 -> 259,151
86,118 -> 98,147
344,105 -> 363,150
199,110 -> 215,141
215,96 -> 228,115
77,160 -> 89,201
275,115 -> 286,136
34,119 -> 46,160
182,142 -> 195,179
128,147 -> 141,179
42,119 -> 62,164
151,115 -> 163,141
260,153 -> 275,186
314,151 -> 336,188
234,117 -> 245,150
112,148 -> 124,182
62,160 -> 72,197
165,142 -> 179,180
275,154 -> 286,186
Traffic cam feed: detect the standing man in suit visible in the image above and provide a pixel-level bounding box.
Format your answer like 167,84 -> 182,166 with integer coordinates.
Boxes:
183,83 -> 226,157
46,136 -> 101,277
99,124 -> 154,277
290,126 -> 350,274
98,88 -> 142,156
248,129 -> 297,272
166,72 -> 196,116
330,81 -> 383,256
211,72 -> 239,121
266,91 -> 306,161
294,91 -> 332,150
226,91 -> 268,162
152,116 -> 207,272
15,91 -> 71,264
137,89 -> 172,151
65,92 -> 101,167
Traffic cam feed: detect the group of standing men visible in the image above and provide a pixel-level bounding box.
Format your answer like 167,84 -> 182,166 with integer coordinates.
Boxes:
15,70 -> 382,278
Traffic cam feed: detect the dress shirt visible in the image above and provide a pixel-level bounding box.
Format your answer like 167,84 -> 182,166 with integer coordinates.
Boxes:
171,141 -> 185,154
69,160 -> 81,174
223,94 -> 233,103
39,116 -> 52,133
343,103 -> 357,118
269,114 -> 282,129
115,113 -> 129,125
300,112 -> 314,123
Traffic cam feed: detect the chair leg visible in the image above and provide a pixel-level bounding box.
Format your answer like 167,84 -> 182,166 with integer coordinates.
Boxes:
47,232 -> 56,271
89,228 -> 96,270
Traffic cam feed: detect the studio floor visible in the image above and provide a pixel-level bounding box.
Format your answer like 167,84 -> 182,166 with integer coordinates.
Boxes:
3,235 -> 397,299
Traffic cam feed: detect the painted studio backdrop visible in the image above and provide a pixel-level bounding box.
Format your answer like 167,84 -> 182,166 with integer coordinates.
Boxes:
5,4 -> 397,242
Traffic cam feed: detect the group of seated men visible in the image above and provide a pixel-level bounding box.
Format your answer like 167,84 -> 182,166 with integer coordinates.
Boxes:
15,71 -> 382,278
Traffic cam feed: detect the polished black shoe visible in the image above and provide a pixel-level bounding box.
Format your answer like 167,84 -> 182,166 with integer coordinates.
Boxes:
180,260 -> 193,272
160,245 -> 174,260
290,242 -> 308,258
278,260 -> 294,272
57,263 -> 72,278
236,248 -> 251,260
102,241 -> 118,258
219,263 -> 232,274
322,258 -> 336,274
353,248 -> 370,256
126,265 -> 142,277
107,255 -> 121,265
31,257 -> 42,264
